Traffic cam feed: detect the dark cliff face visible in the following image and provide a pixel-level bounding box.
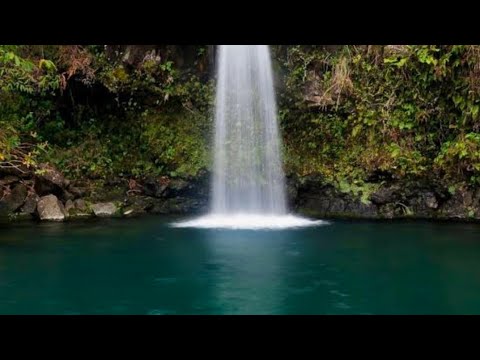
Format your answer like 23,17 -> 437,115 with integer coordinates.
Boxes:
130,173 -> 480,221
291,175 -> 480,221
1,164 -> 480,221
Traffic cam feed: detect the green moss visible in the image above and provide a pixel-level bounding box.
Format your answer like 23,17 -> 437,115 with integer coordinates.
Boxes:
141,112 -> 210,178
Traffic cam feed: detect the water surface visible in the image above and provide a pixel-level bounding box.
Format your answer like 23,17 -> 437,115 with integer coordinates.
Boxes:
1,216 -> 480,314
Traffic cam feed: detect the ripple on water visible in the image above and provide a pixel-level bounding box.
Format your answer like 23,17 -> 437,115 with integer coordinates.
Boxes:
330,289 -> 350,298
334,302 -> 352,310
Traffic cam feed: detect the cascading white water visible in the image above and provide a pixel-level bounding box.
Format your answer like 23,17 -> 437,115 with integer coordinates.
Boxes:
174,45 -> 324,229
212,45 -> 286,214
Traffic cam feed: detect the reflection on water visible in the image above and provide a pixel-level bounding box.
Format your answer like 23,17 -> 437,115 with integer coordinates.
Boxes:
200,229 -> 294,314
1,217 -> 480,314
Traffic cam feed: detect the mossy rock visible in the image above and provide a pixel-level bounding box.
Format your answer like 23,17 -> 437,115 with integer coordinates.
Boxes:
90,201 -> 123,218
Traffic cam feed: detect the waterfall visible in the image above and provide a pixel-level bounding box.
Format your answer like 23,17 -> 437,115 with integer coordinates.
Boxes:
174,45 -> 323,229
211,45 -> 286,215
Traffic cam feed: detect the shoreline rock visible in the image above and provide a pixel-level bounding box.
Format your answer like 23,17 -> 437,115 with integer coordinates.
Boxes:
37,195 -> 67,222
0,183 -> 28,215
91,202 -> 121,217
2,166 -> 480,223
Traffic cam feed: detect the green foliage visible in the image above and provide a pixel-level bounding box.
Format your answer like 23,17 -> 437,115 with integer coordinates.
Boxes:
0,46 -> 59,172
435,132 -> 480,184
141,112 -> 209,178
0,46 -> 59,95
100,59 -> 177,106
1,45 -> 214,181
3,44 -> 480,199
276,44 -> 480,195
468,208 -> 475,218
337,178 -> 378,205
43,110 -> 210,180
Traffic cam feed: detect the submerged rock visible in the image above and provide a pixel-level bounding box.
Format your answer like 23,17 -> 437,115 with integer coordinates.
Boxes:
37,195 -> 67,221
91,202 -> 120,217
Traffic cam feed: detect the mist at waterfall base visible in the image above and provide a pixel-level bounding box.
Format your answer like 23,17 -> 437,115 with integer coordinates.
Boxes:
174,45 -> 323,230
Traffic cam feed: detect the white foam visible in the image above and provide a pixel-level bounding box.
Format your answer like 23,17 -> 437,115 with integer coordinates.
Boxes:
172,213 -> 328,230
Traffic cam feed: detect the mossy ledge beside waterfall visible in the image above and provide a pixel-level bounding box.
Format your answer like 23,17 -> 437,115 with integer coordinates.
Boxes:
174,45 -> 322,229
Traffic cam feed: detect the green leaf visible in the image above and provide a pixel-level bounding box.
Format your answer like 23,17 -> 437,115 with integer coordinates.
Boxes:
384,57 -> 397,64
453,95 -> 463,107
471,105 -> 479,118
352,124 -> 362,137
396,57 -> 407,67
